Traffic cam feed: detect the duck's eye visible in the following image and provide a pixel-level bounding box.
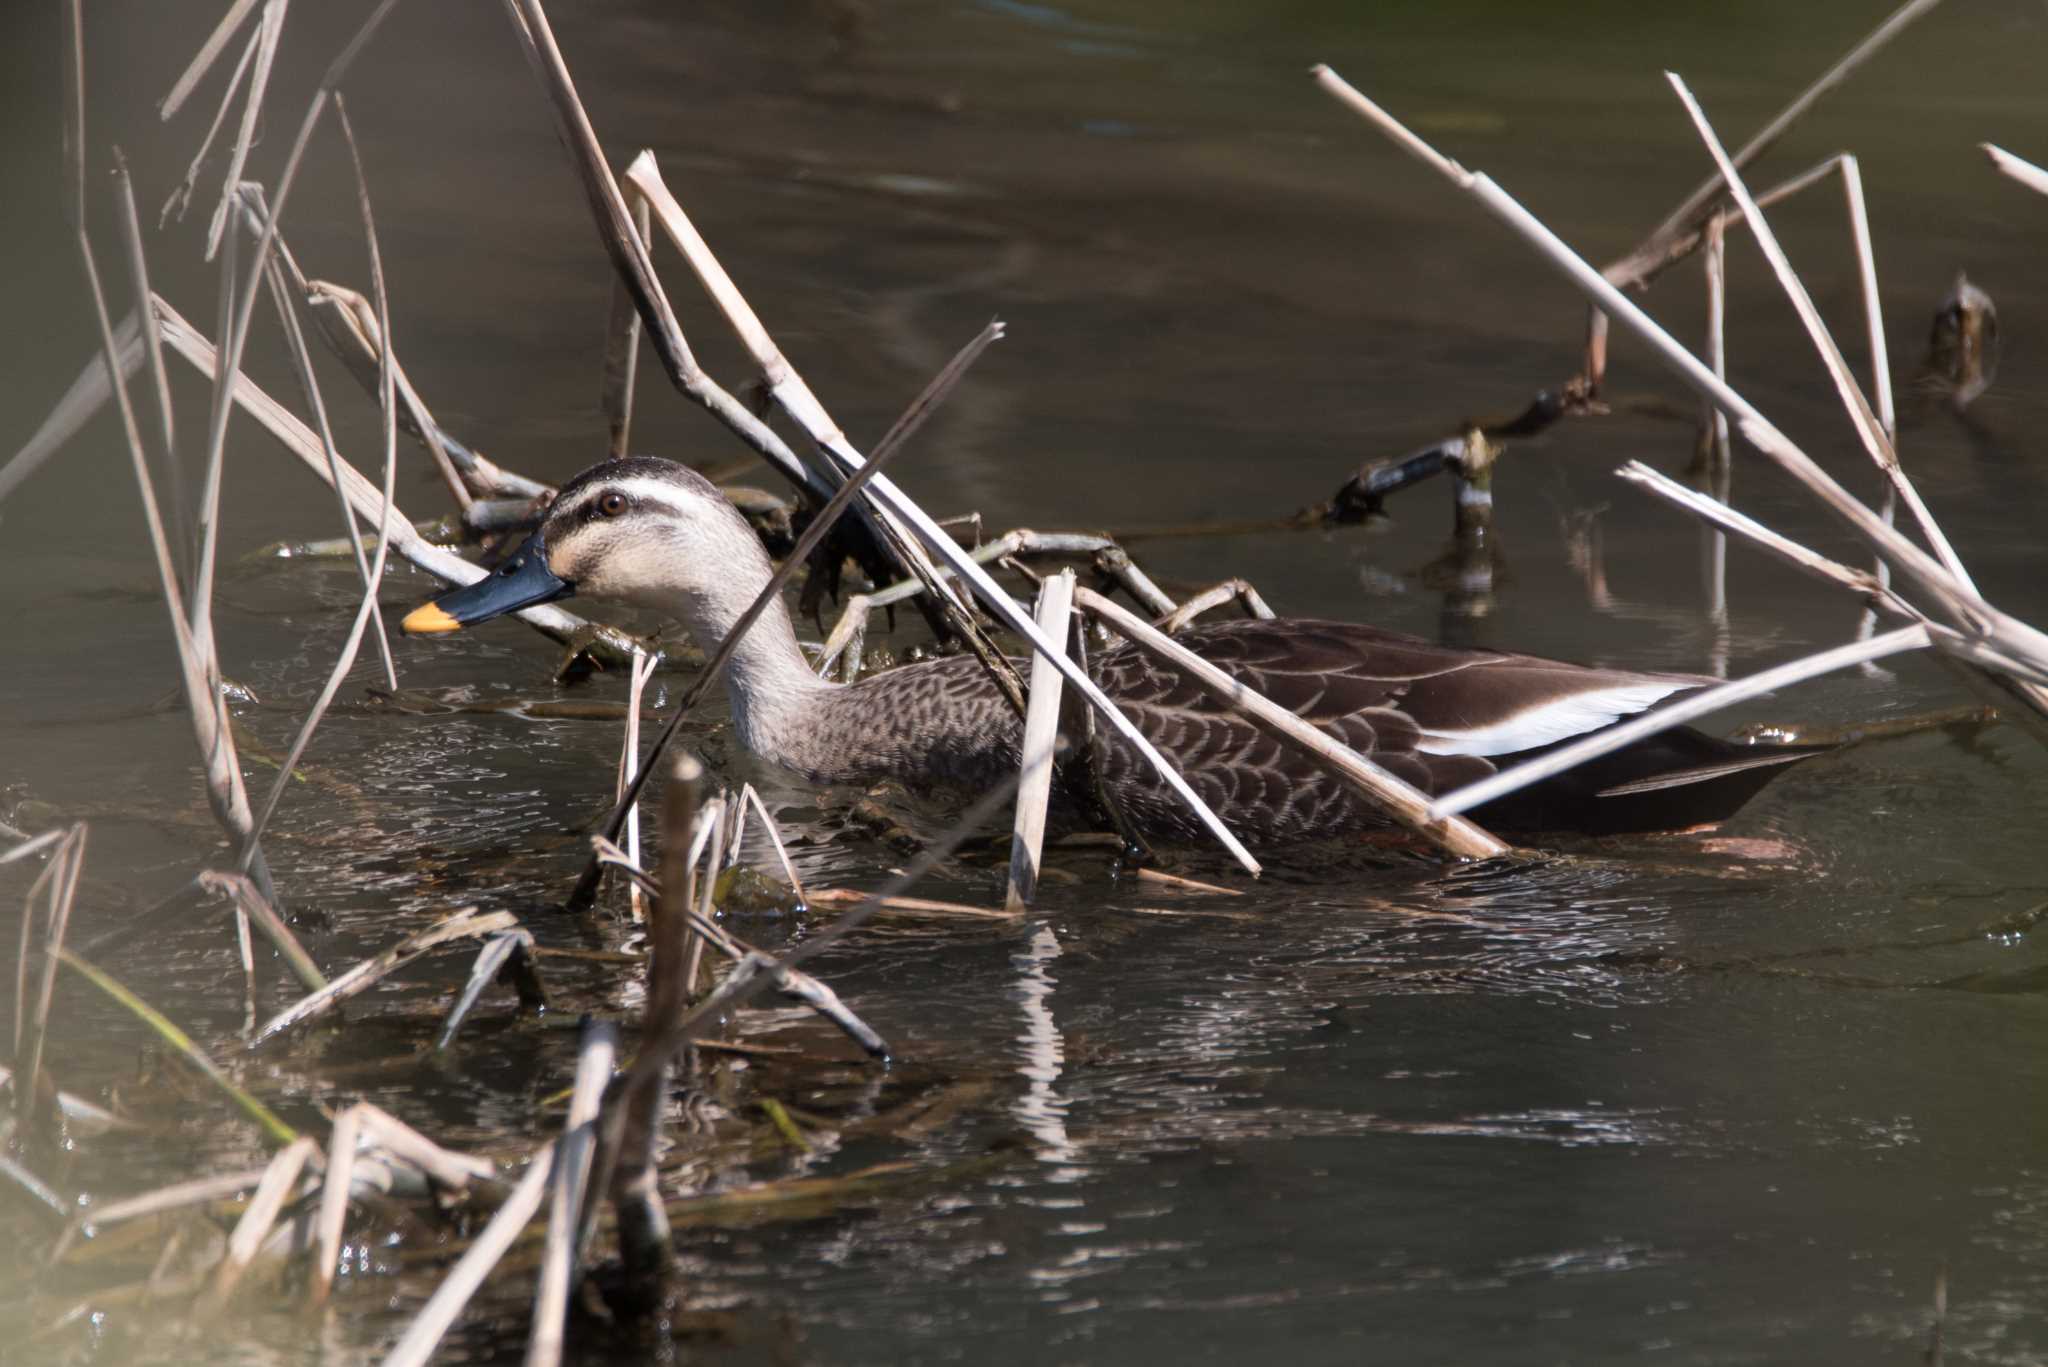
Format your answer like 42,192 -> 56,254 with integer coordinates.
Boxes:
597,492 -> 628,518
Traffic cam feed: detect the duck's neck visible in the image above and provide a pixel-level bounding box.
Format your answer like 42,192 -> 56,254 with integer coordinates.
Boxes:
668,550 -> 835,766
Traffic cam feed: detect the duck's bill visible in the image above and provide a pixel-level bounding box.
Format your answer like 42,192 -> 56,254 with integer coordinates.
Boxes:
402,533 -> 574,635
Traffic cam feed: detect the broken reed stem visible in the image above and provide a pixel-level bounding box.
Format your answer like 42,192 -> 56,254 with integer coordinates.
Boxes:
603,194 -> 652,460
1839,158 -> 1894,441
144,294 -> 594,642
1432,626 -> 1934,820
1699,212 -> 1730,635
617,649 -> 659,922
525,1019 -> 617,1367
310,1104 -> 361,1304
161,17 -> 262,226
1312,66 -> 2048,694
242,94 -> 403,859
201,0 -> 284,262
260,246 -> 398,689
583,774 -> 1024,1267
1073,586 -> 1509,860
1840,153 -> 1899,643
608,754 -> 702,1291
204,1132 -> 317,1308
112,153 -> 190,582
680,798 -> 722,1002
586,835 -> 887,1052
511,1 -> 1255,871
381,1143 -> 554,1367
15,825 -> 86,1134
496,0 -> 853,530
277,254 -> 546,499
1619,461 -> 1912,616
61,0 -> 84,231
159,0 -> 263,120
624,153 -> 1025,714
1664,74 -> 1975,596
1604,0 -> 1945,290
73,124 -> 274,902
1980,143 -> 2048,197
197,869 -> 326,993
1620,465 -> 2048,744
1007,571 -> 1076,911
187,0 -> 403,655
741,785 -> 807,902
250,908 -> 515,1045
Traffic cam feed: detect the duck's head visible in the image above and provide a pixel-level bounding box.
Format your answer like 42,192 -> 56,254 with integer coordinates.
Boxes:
401,455 -> 769,635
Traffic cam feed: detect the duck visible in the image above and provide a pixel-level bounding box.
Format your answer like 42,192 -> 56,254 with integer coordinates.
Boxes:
401,455 -> 1822,843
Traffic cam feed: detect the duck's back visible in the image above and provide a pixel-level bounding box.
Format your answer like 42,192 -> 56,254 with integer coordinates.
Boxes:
795,618 -> 1809,843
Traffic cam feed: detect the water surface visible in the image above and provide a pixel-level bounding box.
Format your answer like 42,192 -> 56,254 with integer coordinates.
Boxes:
4,1 -> 2048,1362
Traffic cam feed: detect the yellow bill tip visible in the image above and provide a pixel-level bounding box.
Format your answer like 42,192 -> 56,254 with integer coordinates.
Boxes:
401,601 -> 463,635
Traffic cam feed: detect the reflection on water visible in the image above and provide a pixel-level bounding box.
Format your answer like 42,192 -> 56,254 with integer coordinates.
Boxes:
6,0 -> 2048,1361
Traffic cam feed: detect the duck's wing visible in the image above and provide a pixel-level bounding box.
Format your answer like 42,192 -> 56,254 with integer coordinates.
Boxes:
1093,617 -> 1711,786
1087,620 -> 1492,827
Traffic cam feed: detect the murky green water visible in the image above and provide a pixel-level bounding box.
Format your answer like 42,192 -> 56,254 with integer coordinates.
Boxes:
5,0 -> 2048,1362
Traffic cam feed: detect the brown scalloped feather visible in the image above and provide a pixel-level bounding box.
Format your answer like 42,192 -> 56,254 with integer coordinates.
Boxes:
810,617 -> 1818,845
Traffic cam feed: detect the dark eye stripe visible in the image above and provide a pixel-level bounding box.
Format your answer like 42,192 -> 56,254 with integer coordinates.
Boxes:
554,476 -> 693,525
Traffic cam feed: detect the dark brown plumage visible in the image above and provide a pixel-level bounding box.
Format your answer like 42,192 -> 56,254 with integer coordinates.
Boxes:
404,456 -> 1823,846
808,619 -> 1817,843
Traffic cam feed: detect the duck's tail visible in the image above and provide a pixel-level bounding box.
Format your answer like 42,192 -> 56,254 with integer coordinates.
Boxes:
1472,729 -> 1828,836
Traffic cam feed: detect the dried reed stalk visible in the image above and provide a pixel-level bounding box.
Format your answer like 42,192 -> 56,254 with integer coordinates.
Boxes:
617,649 -> 659,922
1158,578 -> 1275,633
566,320 -> 1025,910
242,95 -> 404,858
380,1144 -> 553,1367
1602,0 -> 1945,293
13,824 -> 86,1134
250,907 -> 516,1045
1073,587 -> 1506,859
525,1019 -> 617,1367
161,16 -> 261,227
263,256 -> 401,674
159,0 -> 262,120
310,1103 -> 362,1304
66,3 -> 278,905
1312,66 -> 2048,700
196,869 -> 325,992
580,774 -> 1024,1298
187,0 -> 399,641
739,785 -> 806,901
201,0 -> 285,261
1664,75 -> 1970,593
603,194 -> 652,460
56,948 -> 297,1145
1981,143 -> 2048,197
1698,211 -> 1730,650
143,295 -> 597,642
621,153 -> 1018,703
1007,571 -> 1076,911
1839,153 -> 1899,644
202,1133 -> 317,1308
494,0 -> 868,533
500,5 -> 1259,876
1430,626 -> 1933,820
608,754 -> 703,1293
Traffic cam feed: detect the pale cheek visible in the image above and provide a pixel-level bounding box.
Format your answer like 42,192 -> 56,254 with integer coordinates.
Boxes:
579,562 -> 666,607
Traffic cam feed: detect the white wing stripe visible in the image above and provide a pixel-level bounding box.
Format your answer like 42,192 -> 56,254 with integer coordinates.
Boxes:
1414,681 -> 1692,757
